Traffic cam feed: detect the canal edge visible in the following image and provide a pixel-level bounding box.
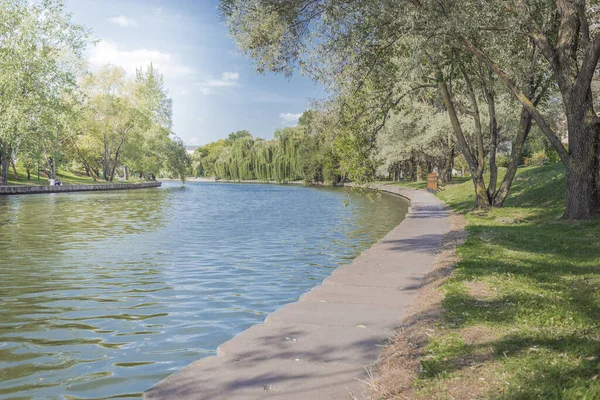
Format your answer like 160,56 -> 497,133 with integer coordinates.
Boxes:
144,184 -> 451,399
0,182 -> 161,195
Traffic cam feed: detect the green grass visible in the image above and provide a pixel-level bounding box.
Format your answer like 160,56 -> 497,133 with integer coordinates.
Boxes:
376,179 -> 428,190
5,165 -> 135,186
376,176 -> 471,191
411,163 -> 600,399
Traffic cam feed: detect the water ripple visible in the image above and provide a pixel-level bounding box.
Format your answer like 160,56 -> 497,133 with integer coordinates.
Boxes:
0,183 -> 408,399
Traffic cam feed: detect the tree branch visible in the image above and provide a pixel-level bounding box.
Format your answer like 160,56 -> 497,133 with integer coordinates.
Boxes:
460,36 -> 570,164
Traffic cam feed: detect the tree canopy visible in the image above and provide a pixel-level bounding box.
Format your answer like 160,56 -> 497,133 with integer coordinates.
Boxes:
0,0 -> 189,185
219,0 -> 600,220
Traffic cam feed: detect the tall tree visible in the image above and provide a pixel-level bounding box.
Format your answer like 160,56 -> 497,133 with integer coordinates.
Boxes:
0,0 -> 90,184
452,0 -> 600,219
79,65 -> 140,182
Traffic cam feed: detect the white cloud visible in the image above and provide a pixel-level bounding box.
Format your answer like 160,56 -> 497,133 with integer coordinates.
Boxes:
205,72 -> 239,88
88,41 -> 194,78
279,112 -> 302,126
253,92 -> 301,104
108,15 -> 138,27
196,72 -> 240,95
221,72 -> 239,81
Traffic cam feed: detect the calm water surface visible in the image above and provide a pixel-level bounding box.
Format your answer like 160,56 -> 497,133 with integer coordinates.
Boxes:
0,182 -> 408,399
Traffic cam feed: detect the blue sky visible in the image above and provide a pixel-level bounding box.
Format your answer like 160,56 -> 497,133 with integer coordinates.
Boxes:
64,0 -> 325,146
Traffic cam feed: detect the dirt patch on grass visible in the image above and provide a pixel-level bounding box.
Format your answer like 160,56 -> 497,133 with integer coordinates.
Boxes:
460,325 -> 498,346
368,210 -> 468,399
464,281 -> 496,300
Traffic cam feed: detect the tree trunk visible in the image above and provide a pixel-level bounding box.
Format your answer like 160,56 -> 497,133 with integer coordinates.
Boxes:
26,168 -> 31,180
11,160 -> 19,181
485,92 -> 499,198
416,163 -> 423,182
566,162 -> 599,219
438,79 -> 491,207
492,108 -> 533,207
440,146 -> 454,184
103,160 -> 110,181
0,146 -> 11,185
564,115 -> 600,219
460,35 -> 600,219
472,172 -> 490,209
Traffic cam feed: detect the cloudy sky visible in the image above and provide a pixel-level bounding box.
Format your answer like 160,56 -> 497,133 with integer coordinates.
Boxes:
65,0 -> 325,146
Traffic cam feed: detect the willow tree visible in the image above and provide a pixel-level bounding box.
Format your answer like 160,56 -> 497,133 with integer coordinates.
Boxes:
252,138 -> 274,181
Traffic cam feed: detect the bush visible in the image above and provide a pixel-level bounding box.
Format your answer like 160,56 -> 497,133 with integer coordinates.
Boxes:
545,146 -> 560,164
495,154 -> 511,168
526,150 -> 547,166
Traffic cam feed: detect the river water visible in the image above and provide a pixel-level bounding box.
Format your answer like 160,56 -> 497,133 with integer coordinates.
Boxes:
0,182 -> 408,399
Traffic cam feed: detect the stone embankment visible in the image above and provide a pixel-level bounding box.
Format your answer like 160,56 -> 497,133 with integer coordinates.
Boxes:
0,182 -> 161,195
145,184 -> 449,400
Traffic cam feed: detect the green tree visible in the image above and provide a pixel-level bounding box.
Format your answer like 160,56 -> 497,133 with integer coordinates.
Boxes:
219,0 -> 596,218
0,0 -> 90,184
79,65 -> 140,182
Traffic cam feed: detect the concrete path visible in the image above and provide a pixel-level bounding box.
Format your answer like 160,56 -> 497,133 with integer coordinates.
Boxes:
144,185 -> 450,400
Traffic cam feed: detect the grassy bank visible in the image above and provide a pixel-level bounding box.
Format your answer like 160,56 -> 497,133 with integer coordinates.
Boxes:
375,176 -> 471,191
4,165 -> 134,186
374,164 -> 600,399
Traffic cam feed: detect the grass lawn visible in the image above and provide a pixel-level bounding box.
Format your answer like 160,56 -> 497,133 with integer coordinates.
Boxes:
402,163 -> 600,399
376,176 -> 471,191
4,165 -> 134,186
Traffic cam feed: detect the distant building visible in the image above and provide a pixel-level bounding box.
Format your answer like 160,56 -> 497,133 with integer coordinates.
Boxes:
186,145 -> 200,155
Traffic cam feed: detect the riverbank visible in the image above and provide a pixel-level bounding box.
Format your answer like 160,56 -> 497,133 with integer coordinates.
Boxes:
144,185 -> 450,399
370,164 -> 600,399
174,177 -> 305,185
0,181 -> 161,195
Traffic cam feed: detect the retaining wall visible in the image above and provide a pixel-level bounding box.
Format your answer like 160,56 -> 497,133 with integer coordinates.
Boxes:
0,182 -> 161,195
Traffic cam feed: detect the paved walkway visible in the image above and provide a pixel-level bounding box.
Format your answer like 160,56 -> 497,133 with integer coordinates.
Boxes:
144,185 -> 450,400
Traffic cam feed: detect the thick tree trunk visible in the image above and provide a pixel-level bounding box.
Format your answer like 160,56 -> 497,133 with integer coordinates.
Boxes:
564,115 -> 600,219
472,171 -> 490,209
0,146 -> 11,185
102,160 -> 110,181
565,160 -> 599,219
1,157 -> 9,185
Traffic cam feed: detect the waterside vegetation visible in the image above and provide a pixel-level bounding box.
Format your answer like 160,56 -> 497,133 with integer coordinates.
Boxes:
0,0 -> 188,187
218,0 -> 600,220
373,163 -> 600,399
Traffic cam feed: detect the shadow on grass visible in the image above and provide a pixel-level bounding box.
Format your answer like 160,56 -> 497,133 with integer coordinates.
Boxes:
413,196 -> 600,398
419,330 -> 600,399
